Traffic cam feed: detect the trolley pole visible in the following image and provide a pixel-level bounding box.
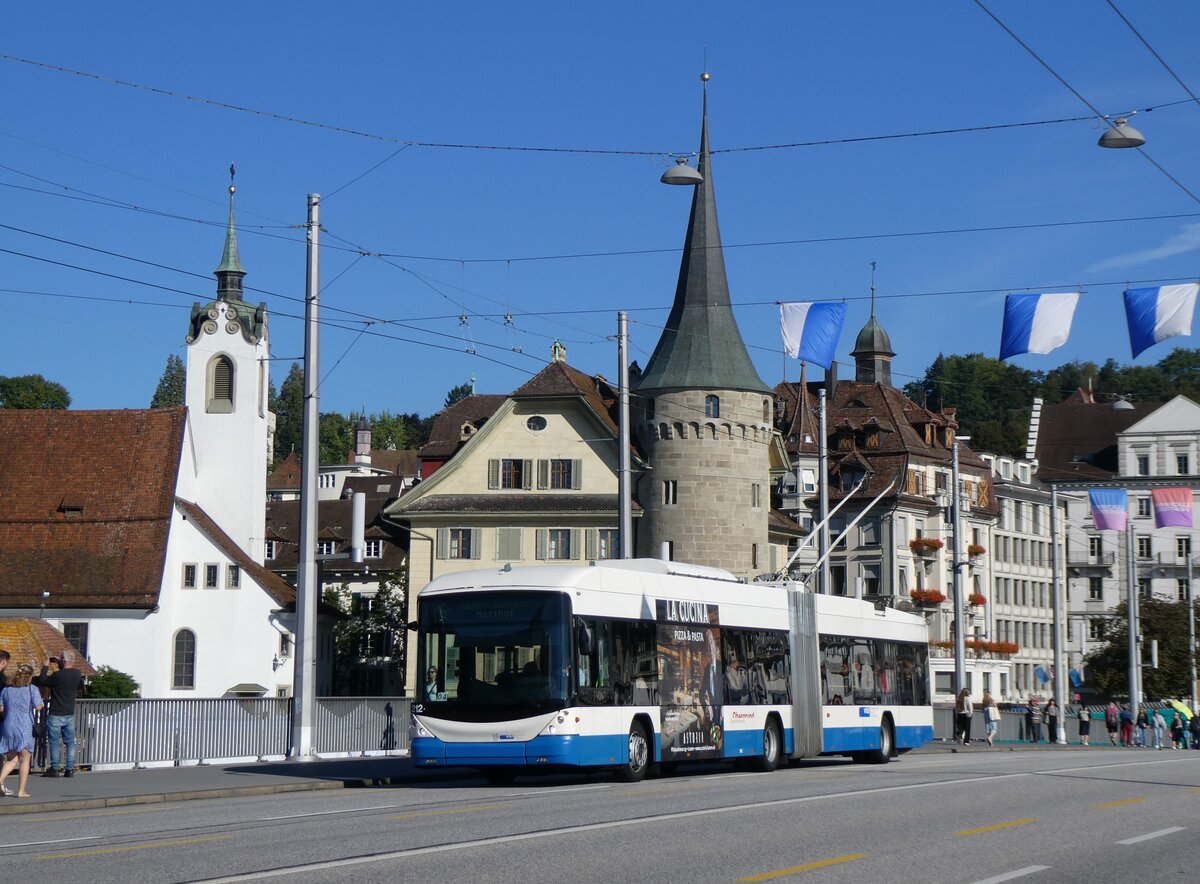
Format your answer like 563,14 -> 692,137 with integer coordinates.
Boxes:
818,387 -> 829,595
951,440 -> 966,696
617,312 -> 632,559
1050,485 -> 1067,743
1126,520 -> 1139,716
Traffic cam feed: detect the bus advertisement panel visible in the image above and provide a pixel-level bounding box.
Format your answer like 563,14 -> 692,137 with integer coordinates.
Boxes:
656,599 -> 722,760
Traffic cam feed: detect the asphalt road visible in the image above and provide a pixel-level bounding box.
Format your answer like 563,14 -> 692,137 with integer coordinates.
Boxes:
5,748 -> 1195,883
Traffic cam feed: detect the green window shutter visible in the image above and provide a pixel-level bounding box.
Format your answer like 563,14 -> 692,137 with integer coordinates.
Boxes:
585,529 -> 597,561
572,460 -> 582,490
522,459 -> 533,490
570,529 -> 582,559
470,529 -> 482,560
536,529 -> 548,560
487,459 -> 500,489
537,459 -> 549,490
497,527 -> 522,560
435,528 -> 448,560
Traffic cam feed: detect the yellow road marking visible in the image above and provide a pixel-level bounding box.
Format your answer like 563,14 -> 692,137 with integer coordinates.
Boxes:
386,803 -> 510,821
39,834 -> 230,860
957,818 -> 1037,836
738,853 -> 867,881
1093,797 -> 1146,809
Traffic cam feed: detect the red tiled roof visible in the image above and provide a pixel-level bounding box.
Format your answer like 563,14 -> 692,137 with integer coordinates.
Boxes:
267,452 -> 302,490
0,619 -> 97,675
0,408 -> 185,609
1035,391 -> 1155,483
419,395 -> 508,459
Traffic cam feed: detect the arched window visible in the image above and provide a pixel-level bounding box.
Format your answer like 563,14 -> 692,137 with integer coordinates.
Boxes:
763,399 -> 771,422
173,629 -> 196,689
705,395 -> 720,418
207,355 -> 234,414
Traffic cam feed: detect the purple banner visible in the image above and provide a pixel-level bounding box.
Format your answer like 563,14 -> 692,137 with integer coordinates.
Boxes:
1089,488 -> 1128,532
1152,487 -> 1194,528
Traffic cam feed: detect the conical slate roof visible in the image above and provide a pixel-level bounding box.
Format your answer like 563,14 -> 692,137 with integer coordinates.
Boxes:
634,88 -> 770,396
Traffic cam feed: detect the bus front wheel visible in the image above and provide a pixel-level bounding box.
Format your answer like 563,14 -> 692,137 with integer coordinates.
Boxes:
618,722 -> 651,782
751,720 -> 782,772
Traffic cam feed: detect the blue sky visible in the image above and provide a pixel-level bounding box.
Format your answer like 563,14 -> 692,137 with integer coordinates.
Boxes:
3,2 -> 1199,419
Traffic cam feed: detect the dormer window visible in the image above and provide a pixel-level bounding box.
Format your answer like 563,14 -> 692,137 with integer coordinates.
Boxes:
207,355 -> 234,413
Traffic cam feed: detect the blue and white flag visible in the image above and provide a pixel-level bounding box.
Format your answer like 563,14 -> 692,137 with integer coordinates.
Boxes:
780,302 -> 847,369
999,292 -> 1079,361
1124,283 -> 1198,357
1034,665 -> 1050,685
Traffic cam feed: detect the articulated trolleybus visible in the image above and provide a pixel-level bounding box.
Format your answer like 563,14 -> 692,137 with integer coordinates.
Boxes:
411,558 -> 931,783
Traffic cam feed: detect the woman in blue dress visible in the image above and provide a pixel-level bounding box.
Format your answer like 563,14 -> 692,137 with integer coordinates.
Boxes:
0,663 -> 45,798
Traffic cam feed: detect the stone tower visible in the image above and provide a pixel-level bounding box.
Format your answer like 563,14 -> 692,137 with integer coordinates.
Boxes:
180,180 -> 271,558
633,82 -> 774,579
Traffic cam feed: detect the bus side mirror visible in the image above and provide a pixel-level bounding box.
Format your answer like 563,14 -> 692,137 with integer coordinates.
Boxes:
575,620 -> 594,655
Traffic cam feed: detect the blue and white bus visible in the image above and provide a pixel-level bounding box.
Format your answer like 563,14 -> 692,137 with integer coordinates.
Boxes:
411,558 -> 931,783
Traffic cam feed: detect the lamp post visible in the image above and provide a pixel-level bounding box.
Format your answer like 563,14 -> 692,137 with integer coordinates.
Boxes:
951,437 -> 971,697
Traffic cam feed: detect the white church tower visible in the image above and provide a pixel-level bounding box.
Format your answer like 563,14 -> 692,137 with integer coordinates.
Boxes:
180,180 -> 271,559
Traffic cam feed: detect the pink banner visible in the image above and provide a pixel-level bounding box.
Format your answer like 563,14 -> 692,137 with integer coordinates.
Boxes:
1152,487 -> 1195,528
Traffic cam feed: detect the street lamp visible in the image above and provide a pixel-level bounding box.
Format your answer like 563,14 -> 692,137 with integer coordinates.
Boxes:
1097,117 -> 1146,150
660,156 -> 703,185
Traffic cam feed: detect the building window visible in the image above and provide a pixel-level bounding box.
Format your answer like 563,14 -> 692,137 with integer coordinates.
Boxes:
751,483 -> 762,509
591,528 -> 619,560
1178,453 -> 1191,475
264,540 -> 277,561
1090,620 -> 1105,641
862,563 -> 881,595
318,473 -> 337,489
182,564 -> 197,589
173,629 -> 196,689
488,458 -> 532,490
1137,497 -> 1151,518
830,564 -> 847,596
204,564 -> 220,589
763,399 -> 771,423
1179,579 -> 1190,601
63,623 -> 89,660
526,415 -> 547,432
539,458 -> 580,490
663,480 -> 678,505
1088,536 -> 1102,558
1138,578 -> 1152,599
1137,536 -> 1152,559
226,565 -> 240,589
1089,577 -> 1103,600
860,519 -> 881,546
801,469 -> 817,494
317,540 -> 335,556
1178,537 -> 1192,560
1136,454 -> 1150,476
438,527 -> 478,560
207,355 -> 234,414
365,539 -> 383,559
538,528 -> 576,561
705,395 -> 720,419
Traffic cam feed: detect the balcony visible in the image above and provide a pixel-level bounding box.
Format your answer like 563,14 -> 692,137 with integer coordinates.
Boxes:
1066,552 -> 1115,573
1152,552 -> 1200,573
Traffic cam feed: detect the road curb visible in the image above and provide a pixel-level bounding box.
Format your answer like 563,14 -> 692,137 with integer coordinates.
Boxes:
0,778 -> 350,816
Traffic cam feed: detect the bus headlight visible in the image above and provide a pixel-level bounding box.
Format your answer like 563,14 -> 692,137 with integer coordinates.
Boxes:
411,716 -> 429,738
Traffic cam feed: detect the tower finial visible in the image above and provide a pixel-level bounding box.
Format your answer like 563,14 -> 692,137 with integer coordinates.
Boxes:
869,260 -> 877,317
214,166 -> 246,300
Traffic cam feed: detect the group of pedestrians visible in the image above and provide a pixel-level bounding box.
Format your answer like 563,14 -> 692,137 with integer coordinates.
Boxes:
0,650 -> 83,799
1101,700 -> 1200,750
954,689 -> 1003,746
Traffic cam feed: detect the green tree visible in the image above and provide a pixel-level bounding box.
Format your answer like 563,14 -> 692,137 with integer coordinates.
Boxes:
0,374 -> 71,409
365,411 -> 408,451
1084,598 -> 1197,701
444,382 -> 473,408
149,354 -> 187,407
1157,348 -> 1200,400
319,412 -> 352,464
273,362 -> 304,462
85,665 -> 141,698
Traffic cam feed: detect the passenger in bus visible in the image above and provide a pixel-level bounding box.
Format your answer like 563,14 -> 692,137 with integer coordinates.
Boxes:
852,656 -> 875,702
725,655 -> 749,704
424,667 -> 439,702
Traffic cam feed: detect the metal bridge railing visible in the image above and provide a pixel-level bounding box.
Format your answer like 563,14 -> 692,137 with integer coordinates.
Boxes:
72,697 -> 410,769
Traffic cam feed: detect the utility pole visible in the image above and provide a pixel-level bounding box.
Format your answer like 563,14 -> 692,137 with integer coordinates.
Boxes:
1125,520 -> 1139,717
1189,552 -> 1197,714
1050,485 -> 1067,743
292,193 -> 320,760
951,440 -> 966,696
818,387 -> 829,594
617,312 -> 632,558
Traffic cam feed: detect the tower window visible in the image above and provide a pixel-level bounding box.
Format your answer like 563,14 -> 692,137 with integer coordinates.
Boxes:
705,395 -> 720,419
207,355 -> 235,413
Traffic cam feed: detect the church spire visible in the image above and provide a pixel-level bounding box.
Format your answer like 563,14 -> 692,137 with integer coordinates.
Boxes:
214,165 -> 246,301
851,261 -> 895,386
634,74 -> 770,395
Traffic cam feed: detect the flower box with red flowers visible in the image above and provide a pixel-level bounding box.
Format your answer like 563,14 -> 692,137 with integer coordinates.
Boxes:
909,537 -> 944,557
967,592 -> 987,607
909,588 -> 947,606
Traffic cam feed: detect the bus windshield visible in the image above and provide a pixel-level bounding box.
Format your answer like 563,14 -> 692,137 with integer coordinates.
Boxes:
417,590 -> 571,722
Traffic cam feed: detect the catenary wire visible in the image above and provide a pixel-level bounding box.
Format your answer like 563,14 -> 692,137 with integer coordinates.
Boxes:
1105,0 -> 1200,114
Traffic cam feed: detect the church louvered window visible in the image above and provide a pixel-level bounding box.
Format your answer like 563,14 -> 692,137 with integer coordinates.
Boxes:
207,355 -> 234,413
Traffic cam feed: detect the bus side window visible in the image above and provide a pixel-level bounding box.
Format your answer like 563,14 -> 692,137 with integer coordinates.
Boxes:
723,631 -> 751,705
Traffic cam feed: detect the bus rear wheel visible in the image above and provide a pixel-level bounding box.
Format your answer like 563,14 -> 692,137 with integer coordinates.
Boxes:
617,722 -> 651,782
751,720 -> 782,772
867,721 -> 894,765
